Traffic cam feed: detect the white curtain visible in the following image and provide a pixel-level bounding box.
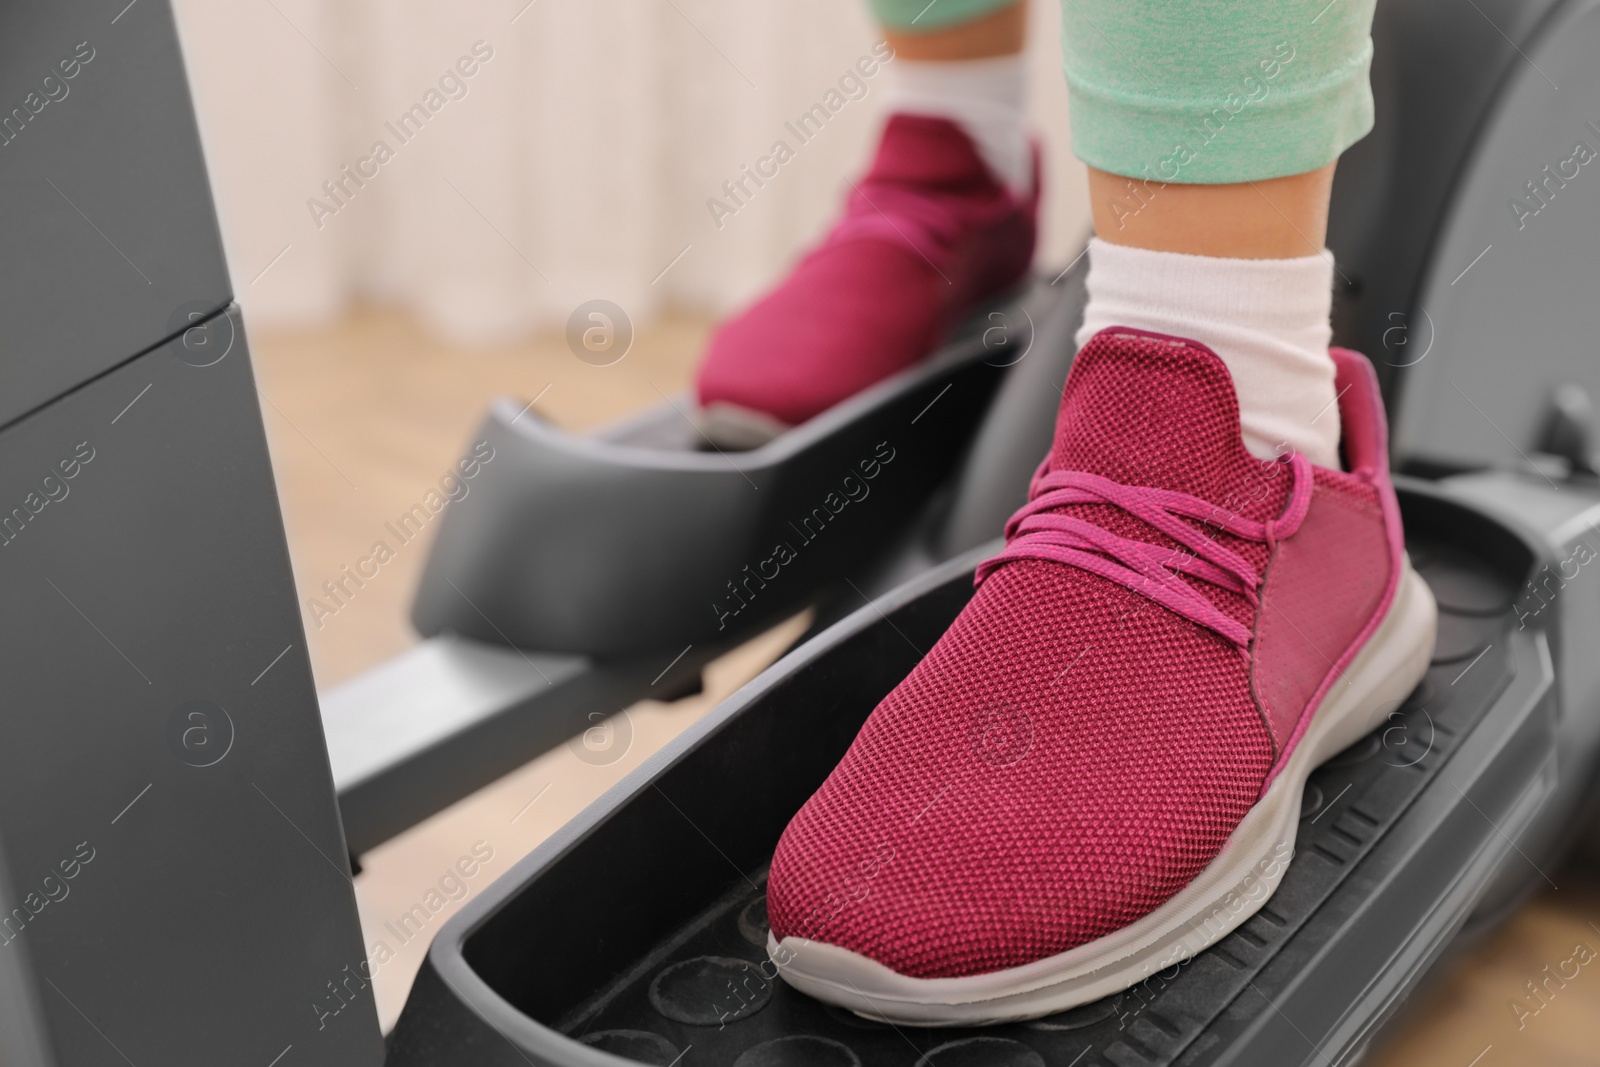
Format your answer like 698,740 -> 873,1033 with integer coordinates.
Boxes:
174,0 -> 1089,343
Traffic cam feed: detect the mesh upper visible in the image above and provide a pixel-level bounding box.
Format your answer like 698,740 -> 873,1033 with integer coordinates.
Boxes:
695,114 -> 1037,426
767,331 -> 1311,979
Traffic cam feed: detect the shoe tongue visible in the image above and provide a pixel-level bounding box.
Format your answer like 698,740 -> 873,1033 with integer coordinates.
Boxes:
867,114 -> 1001,192
1051,329 -> 1287,523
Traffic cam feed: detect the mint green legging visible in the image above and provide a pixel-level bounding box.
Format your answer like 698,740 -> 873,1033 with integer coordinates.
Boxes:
870,0 -> 1375,184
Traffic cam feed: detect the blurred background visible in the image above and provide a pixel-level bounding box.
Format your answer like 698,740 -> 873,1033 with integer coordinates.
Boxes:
178,0 -> 1088,348
172,0 -> 1089,687
167,0 -> 1598,1059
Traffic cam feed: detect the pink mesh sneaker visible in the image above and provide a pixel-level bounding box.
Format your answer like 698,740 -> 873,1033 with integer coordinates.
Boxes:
694,114 -> 1038,448
764,328 -> 1438,1025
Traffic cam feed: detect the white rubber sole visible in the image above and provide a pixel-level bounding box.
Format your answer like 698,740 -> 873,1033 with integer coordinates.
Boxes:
697,403 -> 790,450
769,565 -> 1438,1026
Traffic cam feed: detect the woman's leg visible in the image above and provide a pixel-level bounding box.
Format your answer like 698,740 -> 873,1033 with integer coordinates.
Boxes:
1077,171 -> 1345,465
765,0 -> 1439,1029
1064,0 -> 1377,466
877,0 -> 1033,193
694,0 -> 1039,446
1087,164 -> 1334,259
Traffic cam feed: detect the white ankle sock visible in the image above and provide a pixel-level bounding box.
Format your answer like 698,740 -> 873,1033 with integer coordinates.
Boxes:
883,55 -> 1031,194
1075,238 -> 1342,468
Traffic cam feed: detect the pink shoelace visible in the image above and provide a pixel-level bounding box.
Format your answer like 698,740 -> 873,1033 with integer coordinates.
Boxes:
828,182 -> 972,263
975,453 -> 1314,650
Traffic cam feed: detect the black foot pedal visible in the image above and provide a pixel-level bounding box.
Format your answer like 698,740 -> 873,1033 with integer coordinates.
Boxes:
386,484 -> 1554,1067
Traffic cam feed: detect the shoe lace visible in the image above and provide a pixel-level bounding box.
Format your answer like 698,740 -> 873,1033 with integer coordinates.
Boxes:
829,179 -> 982,260
974,453 -> 1314,650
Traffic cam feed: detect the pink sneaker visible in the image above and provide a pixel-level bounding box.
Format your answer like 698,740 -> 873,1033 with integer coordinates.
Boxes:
764,329 -> 1437,1024
694,114 -> 1038,447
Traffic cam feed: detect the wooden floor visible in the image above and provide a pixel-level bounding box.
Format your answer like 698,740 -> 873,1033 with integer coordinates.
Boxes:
252,307 -> 1600,1055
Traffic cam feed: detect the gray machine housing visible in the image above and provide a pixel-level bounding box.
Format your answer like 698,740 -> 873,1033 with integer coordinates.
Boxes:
0,3 -> 380,1064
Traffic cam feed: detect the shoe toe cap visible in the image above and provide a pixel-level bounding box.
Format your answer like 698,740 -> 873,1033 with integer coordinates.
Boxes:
694,241 -> 948,426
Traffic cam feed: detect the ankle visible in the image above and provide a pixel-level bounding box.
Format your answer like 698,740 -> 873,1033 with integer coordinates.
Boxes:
1088,165 -> 1335,260
1075,238 -> 1341,467
882,55 -> 1032,194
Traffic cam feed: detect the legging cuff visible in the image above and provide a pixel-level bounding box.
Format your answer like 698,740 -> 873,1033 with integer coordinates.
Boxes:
1061,0 -> 1377,183
868,0 -> 1020,32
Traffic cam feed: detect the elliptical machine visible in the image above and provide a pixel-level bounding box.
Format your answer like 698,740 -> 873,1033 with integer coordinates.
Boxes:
0,0 -> 1597,1063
